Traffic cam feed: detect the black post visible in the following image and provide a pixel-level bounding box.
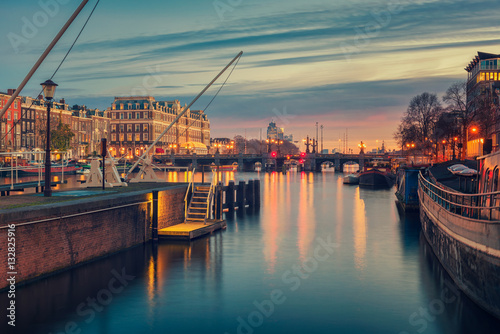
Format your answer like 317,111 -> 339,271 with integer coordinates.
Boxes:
237,180 -> 246,210
227,180 -> 235,212
202,165 -> 205,184
216,182 -> 223,220
246,179 -> 255,209
101,138 -> 107,190
254,179 -> 261,209
152,190 -> 158,242
44,101 -> 52,197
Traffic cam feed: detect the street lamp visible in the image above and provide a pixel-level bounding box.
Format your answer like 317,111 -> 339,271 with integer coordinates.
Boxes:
40,79 -> 58,197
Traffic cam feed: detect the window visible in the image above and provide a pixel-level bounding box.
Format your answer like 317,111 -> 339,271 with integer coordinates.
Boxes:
136,112 -> 140,119
135,134 -> 140,141
143,124 -> 148,132
127,124 -> 132,132
112,134 -> 116,141
127,134 -> 132,141
135,124 -> 140,132
112,125 -> 116,132
120,113 -> 124,119
119,124 -> 124,132
14,101 -> 18,109
14,112 -> 17,120
143,133 -> 148,141
119,133 -> 124,141
128,113 -> 132,119
7,112 -> 11,120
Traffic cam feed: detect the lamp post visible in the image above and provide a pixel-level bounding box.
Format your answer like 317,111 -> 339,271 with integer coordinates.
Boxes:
442,140 -> 446,161
41,79 -> 57,197
466,126 -> 477,159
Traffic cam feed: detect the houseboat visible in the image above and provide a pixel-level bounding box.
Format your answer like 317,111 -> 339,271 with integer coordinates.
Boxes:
418,156 -> 500,319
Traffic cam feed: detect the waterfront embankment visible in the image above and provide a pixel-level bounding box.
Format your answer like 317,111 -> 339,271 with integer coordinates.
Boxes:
0,183 -> 187,290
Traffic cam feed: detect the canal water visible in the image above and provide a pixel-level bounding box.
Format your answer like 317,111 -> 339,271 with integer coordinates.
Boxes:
2,172 -> 500,334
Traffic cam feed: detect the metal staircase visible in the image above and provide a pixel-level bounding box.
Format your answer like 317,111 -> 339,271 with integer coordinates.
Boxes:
184,169 -> 217,224
186,186 -> 211,223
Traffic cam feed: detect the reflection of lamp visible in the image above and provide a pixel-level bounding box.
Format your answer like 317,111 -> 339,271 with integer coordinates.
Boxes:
41,79 -> 58,197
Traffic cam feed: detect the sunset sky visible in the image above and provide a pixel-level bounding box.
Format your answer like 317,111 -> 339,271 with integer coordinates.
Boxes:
1,0 -> 500,152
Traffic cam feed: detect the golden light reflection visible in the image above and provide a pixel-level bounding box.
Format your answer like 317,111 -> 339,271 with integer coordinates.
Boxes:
167,171 -> 178,183
262,171 -> 280,274
298,172 -> 315,264
147,257 -> 156,303
335,175 -> 344,243
353,187 -> 367,271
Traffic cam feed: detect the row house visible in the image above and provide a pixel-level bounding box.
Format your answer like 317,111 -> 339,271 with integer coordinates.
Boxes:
107,96 -> 210,158
71,108 -> 110,158
0,89 -> 22,151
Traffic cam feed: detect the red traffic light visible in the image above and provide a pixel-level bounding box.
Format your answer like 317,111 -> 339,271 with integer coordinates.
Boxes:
271,151 -> 277,158
300,152 -> 306,158
299,159 -> 304,164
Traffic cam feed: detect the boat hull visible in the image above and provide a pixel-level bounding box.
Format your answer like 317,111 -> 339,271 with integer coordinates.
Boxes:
419,186 -> 500,319
343,174 -> 359,184
18,166 -> 80,175
358,170 -> 393,188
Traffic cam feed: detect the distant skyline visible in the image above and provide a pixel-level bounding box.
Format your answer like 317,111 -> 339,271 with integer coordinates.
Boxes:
1,0 -> 499,152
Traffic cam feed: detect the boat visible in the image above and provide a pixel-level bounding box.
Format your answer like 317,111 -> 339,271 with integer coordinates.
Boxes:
321,161 -> 335,172
395,167 -> 421,211
358,169 -> 395,188
18,164 -> 81,175
211,162 -> 238,172
343,173 -> 359,184
418,157 -> 500,319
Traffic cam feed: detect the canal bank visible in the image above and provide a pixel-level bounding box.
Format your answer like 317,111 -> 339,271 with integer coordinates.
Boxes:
0,183 -> 187,291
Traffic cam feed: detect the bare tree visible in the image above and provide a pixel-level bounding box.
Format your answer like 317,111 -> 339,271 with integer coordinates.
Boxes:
443,82 -> 478,159
405,92 -> 443,145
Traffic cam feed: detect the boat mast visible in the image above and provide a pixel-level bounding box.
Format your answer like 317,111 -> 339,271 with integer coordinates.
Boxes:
124,51 -> 243,179
0,0 -> 90,119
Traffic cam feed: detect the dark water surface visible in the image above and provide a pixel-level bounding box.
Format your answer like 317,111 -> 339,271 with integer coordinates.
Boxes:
2,172 -> 500,334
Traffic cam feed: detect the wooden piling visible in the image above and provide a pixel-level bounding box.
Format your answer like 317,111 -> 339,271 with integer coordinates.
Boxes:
254,179 -> 261,209
227,180 -> 235,212
246,179 -> 255,209
237,180 -> 246,209
216,182 -> 223,220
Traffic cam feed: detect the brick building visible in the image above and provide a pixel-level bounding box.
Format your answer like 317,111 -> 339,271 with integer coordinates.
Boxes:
108,96 -> 210,157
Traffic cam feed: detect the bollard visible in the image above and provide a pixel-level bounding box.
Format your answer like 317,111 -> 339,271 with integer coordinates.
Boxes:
254,179 -> 261,209
246,179 -> 255,209
237,180 -> 246,210
227,180 -> 235,212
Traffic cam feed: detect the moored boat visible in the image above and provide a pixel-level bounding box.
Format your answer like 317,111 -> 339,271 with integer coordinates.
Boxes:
418,157 -> 500,319
18,164 -> 81,175
343,173 -> 359,184
358,169 -> 394,188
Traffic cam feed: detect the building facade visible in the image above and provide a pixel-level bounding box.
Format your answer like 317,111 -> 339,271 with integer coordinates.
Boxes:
108,96 -> 210,157
267,120 -> 284,140
466,52 -> 500,150
0,90 -> 22,151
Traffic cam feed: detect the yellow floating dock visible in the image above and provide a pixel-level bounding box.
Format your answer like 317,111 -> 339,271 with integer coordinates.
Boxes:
158,220 -> 226,240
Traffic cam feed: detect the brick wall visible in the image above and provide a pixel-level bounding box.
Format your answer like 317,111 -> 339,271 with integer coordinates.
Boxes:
157,187 -> 186,229
0,185 -> 186,290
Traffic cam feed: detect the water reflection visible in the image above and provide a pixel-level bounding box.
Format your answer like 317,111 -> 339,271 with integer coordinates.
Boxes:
353,187 -> 367,271
298,172 -> 315,264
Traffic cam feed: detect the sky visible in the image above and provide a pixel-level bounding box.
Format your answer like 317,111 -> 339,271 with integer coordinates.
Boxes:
1,0 -> 500,152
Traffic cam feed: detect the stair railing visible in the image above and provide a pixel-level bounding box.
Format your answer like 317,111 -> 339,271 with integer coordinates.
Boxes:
205,170 -> 218,223
184,168 -> 196,220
